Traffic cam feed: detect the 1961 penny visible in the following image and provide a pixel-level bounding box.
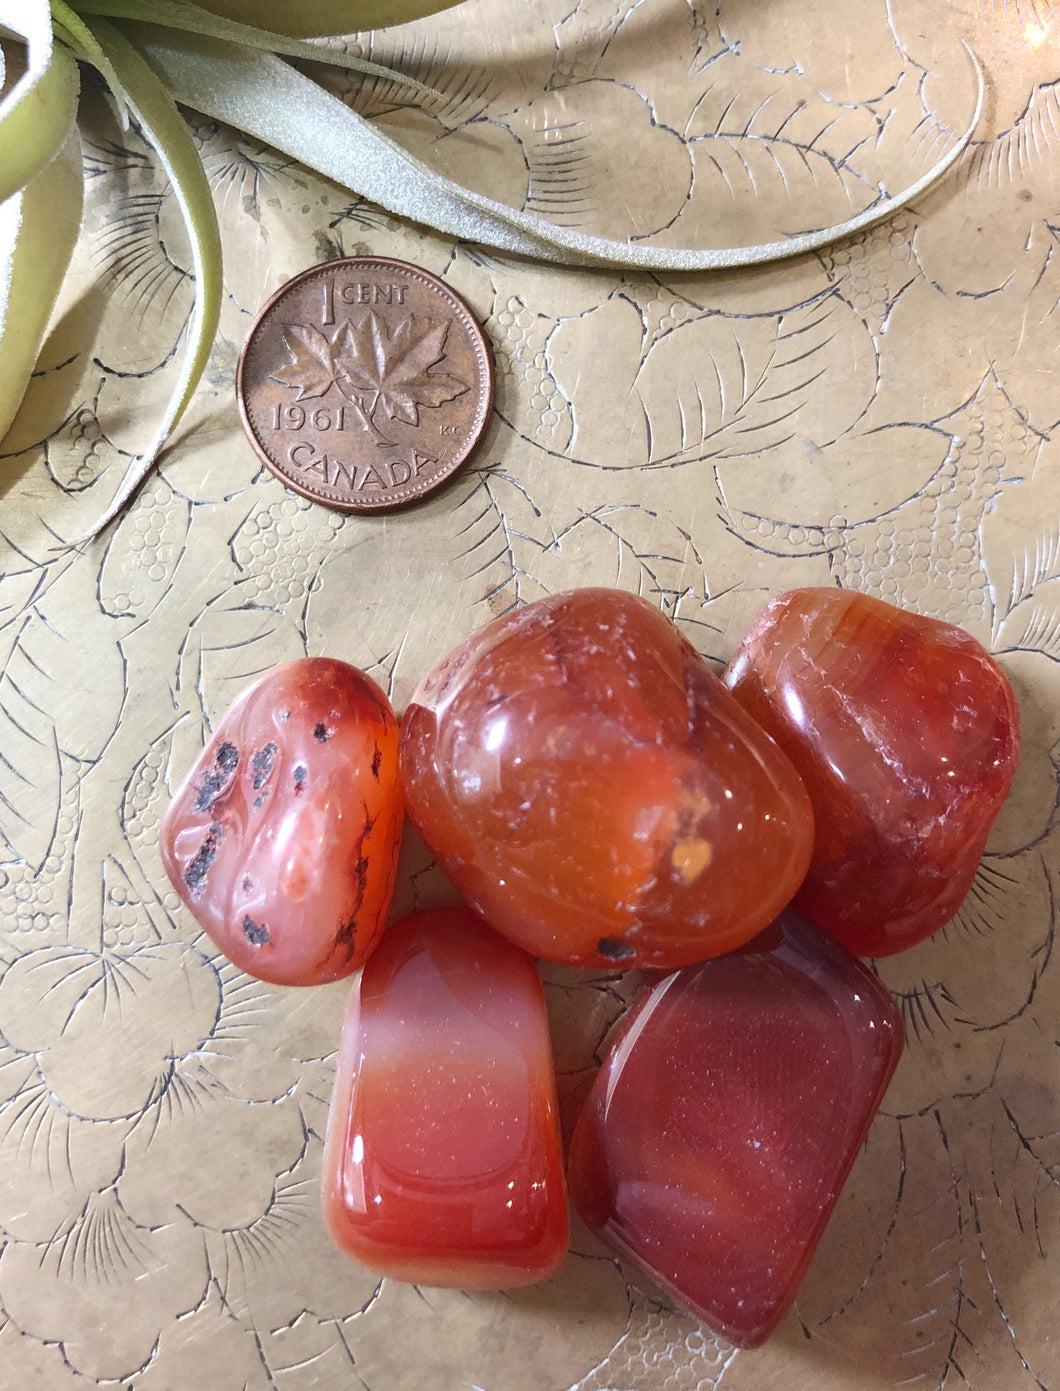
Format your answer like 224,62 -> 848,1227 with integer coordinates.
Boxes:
236,257 -> 493,512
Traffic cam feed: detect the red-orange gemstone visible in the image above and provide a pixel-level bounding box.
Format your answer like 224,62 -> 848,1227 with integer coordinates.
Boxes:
724,588 -> 1020,957
567,912 -> 903,1347
160,657 -> 403,985
399,588 -> 814,969
322,906 -> 568,1287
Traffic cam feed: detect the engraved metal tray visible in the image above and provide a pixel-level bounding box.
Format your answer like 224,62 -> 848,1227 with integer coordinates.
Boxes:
1,1 -> 1058,1387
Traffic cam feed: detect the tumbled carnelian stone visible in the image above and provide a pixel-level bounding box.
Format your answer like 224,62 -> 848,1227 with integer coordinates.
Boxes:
724,587 -> 1020,957
160,657 -> 403,986
399,588 -> 814,969
567,911 -> 902,1348
322,906 -> 569,1287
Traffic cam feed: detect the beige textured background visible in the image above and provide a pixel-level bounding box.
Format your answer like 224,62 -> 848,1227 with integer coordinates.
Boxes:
1,0 -> 1058,1386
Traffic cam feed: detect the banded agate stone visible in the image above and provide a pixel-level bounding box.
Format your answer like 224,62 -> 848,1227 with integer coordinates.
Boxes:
399,588 -> 814,969
160,657 -> 402,985
725,587 -> 1020,956
323,906 -> 568,1287
567,912 -> 903,1348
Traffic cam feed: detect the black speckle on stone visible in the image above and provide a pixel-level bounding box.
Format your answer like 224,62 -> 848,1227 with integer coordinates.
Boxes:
251,741 -> 278,790
334,915 -> 357,952
371,746 -> 382,778
293,763 -> 307,791
314,722 -> 330,742
241,874 -> 254,893
597,936 -> 636,962
253,794 -> 265,811
217,742 -> 239,774
243,915 -> 270,947
194,776 -> 222,814
183,823 -> 223,895
279,709 -> 290,722
194,742 -> 240,812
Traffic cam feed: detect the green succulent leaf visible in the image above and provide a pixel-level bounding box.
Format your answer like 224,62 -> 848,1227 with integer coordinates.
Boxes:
50,0 -> 132,122
0,123 -> 83,445
64,15 -> 223,544
68,0 -> 438,95
181,0 -> 464,41
0,0 -> 80,202
126,21 -> 984,273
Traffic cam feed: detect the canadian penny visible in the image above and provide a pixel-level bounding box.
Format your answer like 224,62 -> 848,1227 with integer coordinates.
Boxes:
236,257 -> 493,512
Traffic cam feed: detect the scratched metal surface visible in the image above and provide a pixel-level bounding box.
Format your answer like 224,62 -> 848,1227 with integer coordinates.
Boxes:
1,0 -> 1058,1386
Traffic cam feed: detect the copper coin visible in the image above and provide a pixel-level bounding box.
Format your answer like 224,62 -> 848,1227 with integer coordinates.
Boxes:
236,257 -> 492,512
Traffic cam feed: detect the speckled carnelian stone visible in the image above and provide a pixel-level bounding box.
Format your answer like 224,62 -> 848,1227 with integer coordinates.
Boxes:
160,657 -> 402,985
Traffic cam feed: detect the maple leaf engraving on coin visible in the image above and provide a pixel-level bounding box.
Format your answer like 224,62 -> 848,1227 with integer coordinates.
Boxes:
270,323 -> 340,400
334,311 -> 470,427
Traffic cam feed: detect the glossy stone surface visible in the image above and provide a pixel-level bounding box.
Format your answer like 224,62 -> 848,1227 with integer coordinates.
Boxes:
724,587 -> 1021,957
399,588 -> 814,969
160,657 -> 402,985
567,912 -> 903,1348
322,906 -> 569,1287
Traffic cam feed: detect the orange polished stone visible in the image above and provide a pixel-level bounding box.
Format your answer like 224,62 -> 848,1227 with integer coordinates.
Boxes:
322,906 -> 569,1287
567,912 -> 903,1347
399,588 -> 814,969
160,657 -> 402,985
724,588 -> 1020,957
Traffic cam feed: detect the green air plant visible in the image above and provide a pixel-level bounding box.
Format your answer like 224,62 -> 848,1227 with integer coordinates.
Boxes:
0,0 -> 983,540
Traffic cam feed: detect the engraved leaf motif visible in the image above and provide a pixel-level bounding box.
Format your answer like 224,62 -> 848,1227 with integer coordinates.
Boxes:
627,294 -> 876,466
31,572 -> 126,764
335,311 -> 468,424
0,943 -> 221,1122
177,598 -> 307,731
0,1193 -> 209,1383
545,290 -> 875,469
981,449 -> 1060,658
203,1142 -> 380,1327
270,323 -> 337,400
0,615 -> 63,872
994,578 -> 1060,660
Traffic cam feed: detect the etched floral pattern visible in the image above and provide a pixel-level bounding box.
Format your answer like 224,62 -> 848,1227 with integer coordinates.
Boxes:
1,0 -> 1058,1386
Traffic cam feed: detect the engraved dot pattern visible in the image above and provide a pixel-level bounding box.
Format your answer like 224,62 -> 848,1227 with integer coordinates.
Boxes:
230,493 -> 347,602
